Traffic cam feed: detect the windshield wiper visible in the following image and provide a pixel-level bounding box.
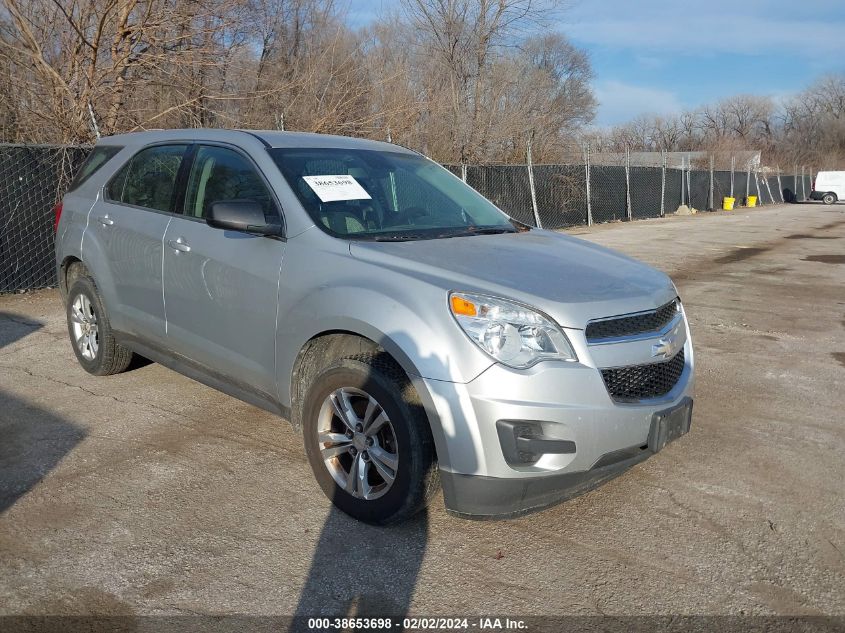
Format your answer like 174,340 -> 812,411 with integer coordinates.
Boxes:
436,225 -> 518,238
370,233 -> 425,242
464,226 -> 518,235
366,225 -> 518,242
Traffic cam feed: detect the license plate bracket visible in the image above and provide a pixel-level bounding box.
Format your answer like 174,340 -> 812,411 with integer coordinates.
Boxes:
648,398 -> 693,453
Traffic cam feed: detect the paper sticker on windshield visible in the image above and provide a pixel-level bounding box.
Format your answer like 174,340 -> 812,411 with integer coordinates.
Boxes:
302,175 -> 372,203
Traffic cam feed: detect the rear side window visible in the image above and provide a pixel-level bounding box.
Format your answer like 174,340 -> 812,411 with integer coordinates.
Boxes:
106,144 -> 188,212
67,146 -> 122,192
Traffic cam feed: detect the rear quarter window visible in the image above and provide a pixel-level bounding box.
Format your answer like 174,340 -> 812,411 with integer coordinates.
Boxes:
67,146 -> 123,192
106,144 -> 188,212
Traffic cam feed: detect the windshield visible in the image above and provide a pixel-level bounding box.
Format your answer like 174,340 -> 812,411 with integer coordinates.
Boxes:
269,147 -> 518,241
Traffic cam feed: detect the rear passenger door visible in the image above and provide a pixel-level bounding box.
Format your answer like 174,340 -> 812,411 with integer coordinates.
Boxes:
162,144 -> 286,400
89,143 -> 188,342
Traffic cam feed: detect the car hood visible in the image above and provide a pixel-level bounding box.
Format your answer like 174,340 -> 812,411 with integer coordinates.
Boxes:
349,229 -> 677,329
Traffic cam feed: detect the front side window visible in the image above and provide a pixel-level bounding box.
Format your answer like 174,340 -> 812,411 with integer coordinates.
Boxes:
269,148 -> 517,241
107,144 -> 188,212
182,145 -> 275,221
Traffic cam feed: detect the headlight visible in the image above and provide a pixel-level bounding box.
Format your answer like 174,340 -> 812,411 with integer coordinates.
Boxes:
449,292 -> 577,368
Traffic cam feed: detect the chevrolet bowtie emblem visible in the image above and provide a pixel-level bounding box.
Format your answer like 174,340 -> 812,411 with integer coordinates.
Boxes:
651,335 -> 678,359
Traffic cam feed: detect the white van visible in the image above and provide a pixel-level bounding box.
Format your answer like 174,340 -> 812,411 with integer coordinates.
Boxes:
810,171 -> 845,204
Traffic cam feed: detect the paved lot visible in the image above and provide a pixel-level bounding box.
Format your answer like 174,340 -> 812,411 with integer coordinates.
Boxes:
1,203 -> 844,618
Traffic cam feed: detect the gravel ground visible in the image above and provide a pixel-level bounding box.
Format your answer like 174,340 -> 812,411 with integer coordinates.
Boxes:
1,202 -> 843,619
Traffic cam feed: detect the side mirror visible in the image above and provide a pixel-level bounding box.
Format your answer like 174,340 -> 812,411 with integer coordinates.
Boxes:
206,200 -> 283,237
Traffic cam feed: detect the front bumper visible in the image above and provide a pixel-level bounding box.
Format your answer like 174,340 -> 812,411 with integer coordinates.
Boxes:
440,447 -> 651,519
423,337 -> 694,519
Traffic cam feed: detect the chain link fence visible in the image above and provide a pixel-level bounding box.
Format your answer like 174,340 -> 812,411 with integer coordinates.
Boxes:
0,144 -> 816,293
0,145 -> 90,294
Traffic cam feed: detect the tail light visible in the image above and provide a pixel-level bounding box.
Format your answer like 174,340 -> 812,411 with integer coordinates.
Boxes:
53,201 -> 63,232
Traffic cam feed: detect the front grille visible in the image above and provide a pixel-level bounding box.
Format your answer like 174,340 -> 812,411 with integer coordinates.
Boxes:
601,349 -> 685,402
586,299 -> 679,342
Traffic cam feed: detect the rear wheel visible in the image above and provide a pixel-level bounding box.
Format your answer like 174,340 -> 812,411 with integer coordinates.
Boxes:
66,277 -> 134,375
302,354 -> 439,524
822,193 -> 837,205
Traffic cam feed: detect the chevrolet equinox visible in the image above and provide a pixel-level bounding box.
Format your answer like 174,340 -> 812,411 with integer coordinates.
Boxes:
55,130 -> 694,524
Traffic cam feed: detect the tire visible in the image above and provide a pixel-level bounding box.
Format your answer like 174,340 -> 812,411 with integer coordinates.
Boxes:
302,353 -> 439,525
822,193 -> 836,205
66,276 -> 134,376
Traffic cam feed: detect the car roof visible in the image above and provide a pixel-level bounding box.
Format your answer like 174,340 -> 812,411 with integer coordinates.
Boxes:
98,129 -> 417,155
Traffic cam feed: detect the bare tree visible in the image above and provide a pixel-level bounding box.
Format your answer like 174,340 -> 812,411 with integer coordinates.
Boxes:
400,0 -> 580,162
0,0 -> 598,163
590,74 -> 845,169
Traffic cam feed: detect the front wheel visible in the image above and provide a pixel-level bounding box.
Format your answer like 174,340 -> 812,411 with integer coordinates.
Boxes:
822,193 -> 837,205
302,354 -> 439,525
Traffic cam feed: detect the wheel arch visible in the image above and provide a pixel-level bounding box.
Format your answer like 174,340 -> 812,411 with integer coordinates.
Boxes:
287,327 -> 453,470
59,256 -> 88,300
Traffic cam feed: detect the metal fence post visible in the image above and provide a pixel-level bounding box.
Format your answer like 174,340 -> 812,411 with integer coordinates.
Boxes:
776,166 -> 784,203
460,163 -> 467,183
765,171 -> 776,205
730,155 -> 735,198
87,102 -> 101,139
585,144 -> 593,226
526,136 -> 542,228
660,149 -> 666,217
625,145 -> 632,220
680,155 -> 685,207
686,152 -> 691,207
709,154 -> 714,210
745,165 -> 751,203
801,165 -> 805,200
794,164 -> 798,201
754,168 -> 761,203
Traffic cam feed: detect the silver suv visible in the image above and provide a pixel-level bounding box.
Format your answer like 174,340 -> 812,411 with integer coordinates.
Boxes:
55,130 -> 694,524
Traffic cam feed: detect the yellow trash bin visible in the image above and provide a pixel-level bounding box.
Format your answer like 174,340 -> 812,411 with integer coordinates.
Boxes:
747,195 -> 757,207
723,197 -> 735,210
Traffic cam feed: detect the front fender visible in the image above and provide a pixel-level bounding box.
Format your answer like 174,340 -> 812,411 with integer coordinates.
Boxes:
275,288 -> 492,476
275,284 -> 494,407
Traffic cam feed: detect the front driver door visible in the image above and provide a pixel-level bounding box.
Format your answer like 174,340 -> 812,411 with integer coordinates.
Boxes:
162,144 -> 286,400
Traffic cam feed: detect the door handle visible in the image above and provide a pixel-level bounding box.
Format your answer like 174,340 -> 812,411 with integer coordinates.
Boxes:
97,215 -> 113,226
167,237 -> 191,253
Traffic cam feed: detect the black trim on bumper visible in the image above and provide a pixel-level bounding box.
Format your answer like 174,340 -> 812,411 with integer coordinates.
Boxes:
495,419 -> 576,466
443,397 -> 694,520
440,450 -> 651,520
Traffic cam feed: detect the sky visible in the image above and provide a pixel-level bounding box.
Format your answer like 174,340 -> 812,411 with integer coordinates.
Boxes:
343,0 -> 845,128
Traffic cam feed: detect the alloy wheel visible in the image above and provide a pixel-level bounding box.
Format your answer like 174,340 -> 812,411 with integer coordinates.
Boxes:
70,294 -> 99,361
316,387 -> 399,500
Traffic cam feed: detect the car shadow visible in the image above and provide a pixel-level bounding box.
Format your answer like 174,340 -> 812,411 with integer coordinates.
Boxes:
0,313 -> 88,515
289,333 -> 473,632
0,387 -> 87,514
290,506 -> 428,630
0,310 -> 44,350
